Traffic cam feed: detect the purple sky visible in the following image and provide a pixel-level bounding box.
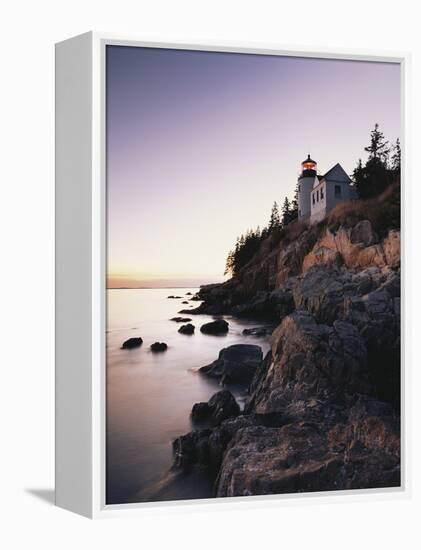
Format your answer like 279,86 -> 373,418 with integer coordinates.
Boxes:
106,46 -> 400,288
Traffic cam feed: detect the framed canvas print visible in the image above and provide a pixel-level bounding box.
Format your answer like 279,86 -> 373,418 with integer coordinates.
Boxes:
55,32 -> 408,518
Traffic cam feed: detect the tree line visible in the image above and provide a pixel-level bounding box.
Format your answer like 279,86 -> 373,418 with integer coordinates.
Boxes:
224,192 -> 298,276
224,124 -> 400,277
353,124 -> 400,199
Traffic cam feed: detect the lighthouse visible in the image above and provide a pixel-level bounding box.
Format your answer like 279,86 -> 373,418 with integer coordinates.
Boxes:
297,154 -> 317,220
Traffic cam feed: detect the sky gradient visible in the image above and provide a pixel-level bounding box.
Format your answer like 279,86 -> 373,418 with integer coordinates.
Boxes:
106,46 -> 400,288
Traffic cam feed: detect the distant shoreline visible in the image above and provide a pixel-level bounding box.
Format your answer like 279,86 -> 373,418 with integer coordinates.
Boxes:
107,286 -> 202,290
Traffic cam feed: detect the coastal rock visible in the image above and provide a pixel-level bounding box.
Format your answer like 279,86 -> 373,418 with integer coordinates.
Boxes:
242,327 -> 268,336
200,319 -> 229,335
172,429 -> 212,470
171,201 -> 401,498
302,224 -> 399,272
178,305 -> 206,315
170,317 -> 192,323
191,390 -> 240,427
150,342 -> 168,352
302,246 -> 343,272
178,323 -> 195,335
350,220 -> 379,246
215,407 -> 400,497
167,295 -> 182,299
249,311 -> 369,414
182,301 -> 189,304
200,344 -> 263,385
383,229 -> 400,269
231,288 -> 294,321
292,266 -> 355,324
121,337 -> 143,349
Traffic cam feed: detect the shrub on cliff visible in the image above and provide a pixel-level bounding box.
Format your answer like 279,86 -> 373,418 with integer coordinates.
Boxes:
327,182 -> 400,238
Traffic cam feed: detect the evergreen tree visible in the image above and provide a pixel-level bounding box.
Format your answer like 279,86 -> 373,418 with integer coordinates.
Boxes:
364,123 -> 390,164
224,250 -> 235,276
354,124 -> 394,199
268,201 -> 281,232
289,183 -> 299,222
391,138 -> 401,173
281,197 -> 291,226
353,158 -> 367,199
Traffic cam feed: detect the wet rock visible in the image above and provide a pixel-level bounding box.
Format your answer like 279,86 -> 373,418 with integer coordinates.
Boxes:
178,323 -> 195,335
178,305 -> 206,315
200,344 -> 263,385
167,295 -> 182,299
191,390 -> 240,427
170,317 -> 192,323
172,429 -> 212,470
200,319 -> 229,335
242,327 -> 268,336
182,301 -> 189,304
150,342 -> 168,352
121,337 -> 143,349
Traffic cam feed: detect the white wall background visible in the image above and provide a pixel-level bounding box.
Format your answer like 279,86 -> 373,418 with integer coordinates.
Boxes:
0,0 -> 420,547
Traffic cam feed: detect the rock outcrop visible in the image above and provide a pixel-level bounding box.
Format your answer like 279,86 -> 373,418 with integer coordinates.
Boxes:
191,390 -> 240,427
200,319 -> 229,335
200,344 -> 263,385
172,209 -> 401,498
121,337 -> 143,349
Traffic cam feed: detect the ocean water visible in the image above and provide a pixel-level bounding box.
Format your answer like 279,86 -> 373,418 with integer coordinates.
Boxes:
106,288 -> 270,504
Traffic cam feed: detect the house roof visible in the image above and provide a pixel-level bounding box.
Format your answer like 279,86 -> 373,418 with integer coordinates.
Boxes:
322,163 -> 352,183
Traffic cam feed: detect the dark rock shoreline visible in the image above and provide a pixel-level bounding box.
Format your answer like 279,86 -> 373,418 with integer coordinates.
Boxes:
171,219 -> 401,497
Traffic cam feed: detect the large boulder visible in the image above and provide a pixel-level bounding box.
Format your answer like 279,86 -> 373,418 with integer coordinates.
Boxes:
121,337 -> 143,349
200,319 -> 229,335
191,390 -> 240,427
178,323 -> 195,335
150,342 -> 168,352
200,344 -> 263,385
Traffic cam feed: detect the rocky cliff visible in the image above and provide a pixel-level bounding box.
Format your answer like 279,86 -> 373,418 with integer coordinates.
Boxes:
173,188 -> 401,497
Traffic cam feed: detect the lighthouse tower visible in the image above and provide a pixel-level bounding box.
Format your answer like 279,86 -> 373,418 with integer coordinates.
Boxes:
297,154 -> 317,220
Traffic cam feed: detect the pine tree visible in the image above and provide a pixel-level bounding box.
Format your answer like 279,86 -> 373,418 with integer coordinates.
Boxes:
281,197 -> 291,226
289,183 -> 299,222
224,250 -> 234,276
364,123 -> 390,164
391,138 -> 401,173
352,158 -> 366,199
268,201 -> 281,232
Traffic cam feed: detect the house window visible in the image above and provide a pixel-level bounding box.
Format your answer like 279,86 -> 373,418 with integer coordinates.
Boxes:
312,193 -> 315,205
335,185 -> 341,198
316,190 -> 319,202
321,186 -> 324,200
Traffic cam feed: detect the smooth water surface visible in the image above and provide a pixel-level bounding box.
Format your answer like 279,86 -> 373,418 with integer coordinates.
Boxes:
106,288 -> 270,504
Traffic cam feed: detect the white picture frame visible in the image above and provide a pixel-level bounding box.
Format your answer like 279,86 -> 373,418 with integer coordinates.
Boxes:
55,32 -> 409,519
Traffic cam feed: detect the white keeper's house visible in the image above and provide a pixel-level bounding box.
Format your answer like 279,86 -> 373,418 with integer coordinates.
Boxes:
297,155 -> 358,224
